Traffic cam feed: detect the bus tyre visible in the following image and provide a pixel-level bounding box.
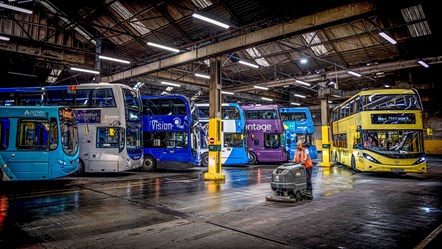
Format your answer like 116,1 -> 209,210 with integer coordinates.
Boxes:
74,159 -> 85,176
248,152 -> 257,165
351,156 -> 358,172
142,155 -> 156,172
201,153 -> 209,167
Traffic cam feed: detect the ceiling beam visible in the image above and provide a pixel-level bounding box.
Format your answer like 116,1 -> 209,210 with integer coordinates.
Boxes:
102,2 -> 375,82
224,56 -> 442,92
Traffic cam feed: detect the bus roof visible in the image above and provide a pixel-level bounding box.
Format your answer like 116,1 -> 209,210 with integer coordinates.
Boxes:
141,94 -> 190,102
241,105 -> 279,111
196,103 -> 241,107
333,88 -> 418,110
0,83 -> 132,92
279,107 -> 311,113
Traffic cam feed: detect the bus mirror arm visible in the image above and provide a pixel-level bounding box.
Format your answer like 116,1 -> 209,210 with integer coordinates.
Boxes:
426,127 -> 433,136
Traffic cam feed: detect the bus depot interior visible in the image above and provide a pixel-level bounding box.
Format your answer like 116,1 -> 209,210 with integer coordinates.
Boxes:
1,1 -> 441,248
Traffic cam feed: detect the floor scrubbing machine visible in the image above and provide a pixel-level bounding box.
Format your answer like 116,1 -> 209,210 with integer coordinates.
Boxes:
266,163 -> 307,202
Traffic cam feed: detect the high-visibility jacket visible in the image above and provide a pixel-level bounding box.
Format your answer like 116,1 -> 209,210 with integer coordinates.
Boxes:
364,140 -> 375,148
294,148 -> 313,168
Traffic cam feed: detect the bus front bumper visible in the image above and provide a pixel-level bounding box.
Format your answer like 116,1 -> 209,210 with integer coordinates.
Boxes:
359,158 -> 427,173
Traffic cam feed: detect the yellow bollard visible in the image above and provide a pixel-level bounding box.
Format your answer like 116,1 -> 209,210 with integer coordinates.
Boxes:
204,118 -> 225,180
320,125 -> 334,167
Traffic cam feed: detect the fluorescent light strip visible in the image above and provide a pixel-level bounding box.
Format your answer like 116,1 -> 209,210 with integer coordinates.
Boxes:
0,35 -> 10,41
70,67 -> 100,74
261,97 -> 273,102
221,91 -> 234,95
291,102 -> 301,106
254,86 -> 269,90
0,3 -> 33,14
8,71 -> 37,77
295,80 -> 311,86
192,14 -> 230,29
294,94 -> 306,98
99,55 -> 130,64
161,81 -> 181,87
239,60 -> 259,68
147,42 -> 180,53
418,60 -> 429,68
348,71 -> 362,77
379,32 -> 397,45
195,73 -> 210,79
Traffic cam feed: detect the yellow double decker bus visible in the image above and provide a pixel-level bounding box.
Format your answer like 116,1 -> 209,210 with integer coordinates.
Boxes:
331,88 -> 426,174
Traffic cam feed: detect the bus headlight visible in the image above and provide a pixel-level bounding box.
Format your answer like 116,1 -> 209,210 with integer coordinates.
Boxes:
413,155 -> 426,165
58,159 -> 67,165
363,153 -> 381,164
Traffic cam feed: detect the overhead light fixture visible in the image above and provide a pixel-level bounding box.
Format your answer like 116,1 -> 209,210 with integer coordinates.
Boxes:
261,97 -> 273,102
295,80 -> 311,86
0,3 -> 33,14
294,94 -> 306,98
283,85 -> 289,88
70,67 -> 100,74
147,42 -> 180,53
239,60 -> 259,68
291,102 -> 301,106
348,71 -> 362,77
221,91 -> 234,95
192,13 -> 230,29
195,73 -> 210,79
379,32 -> 397,45
418,60 -> 429,68
254,86 -> 269,90
99,55 -> 130,64
8,71 -> 37,77
161,81 -> 181,87
300,58 -> 308,64
0,35 -> 10,41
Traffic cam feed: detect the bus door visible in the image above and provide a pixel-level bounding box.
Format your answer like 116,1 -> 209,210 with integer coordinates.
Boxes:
8,119 -> 50,180
262,133 -> 284,161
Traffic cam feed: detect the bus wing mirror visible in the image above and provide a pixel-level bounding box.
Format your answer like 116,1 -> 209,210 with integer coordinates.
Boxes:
355,132 -> 361,139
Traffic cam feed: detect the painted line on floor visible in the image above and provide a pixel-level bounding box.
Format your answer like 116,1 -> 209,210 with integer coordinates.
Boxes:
414,223 -> 442,249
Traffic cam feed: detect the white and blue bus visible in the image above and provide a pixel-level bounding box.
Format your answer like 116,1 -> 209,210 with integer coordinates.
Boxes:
0,106 -> 79,181
280,107 -> 318,160
141,95 -> 201,171
0,83 -> 143,173
196,103 -> 249,167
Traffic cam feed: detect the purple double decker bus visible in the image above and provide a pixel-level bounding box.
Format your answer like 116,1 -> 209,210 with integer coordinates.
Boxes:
242,105 -> 289,164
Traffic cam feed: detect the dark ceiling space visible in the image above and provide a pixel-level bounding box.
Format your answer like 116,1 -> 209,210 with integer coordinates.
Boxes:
1,0 -> 441,107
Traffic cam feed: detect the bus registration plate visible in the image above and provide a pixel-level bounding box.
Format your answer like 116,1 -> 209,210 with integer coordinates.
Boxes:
391,168 -> 404,173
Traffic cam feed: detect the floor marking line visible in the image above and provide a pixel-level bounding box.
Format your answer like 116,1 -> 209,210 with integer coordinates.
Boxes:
414,223 -> 442,249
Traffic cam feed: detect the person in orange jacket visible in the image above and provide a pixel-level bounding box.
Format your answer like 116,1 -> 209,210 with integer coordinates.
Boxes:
293,141 -> 314,199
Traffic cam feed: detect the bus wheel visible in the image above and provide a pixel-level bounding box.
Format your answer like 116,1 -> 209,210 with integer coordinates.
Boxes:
351,156 -> 359,172
141,155 -> 156,172
248,152 -> 257,165
201,153 -> 209,167
73,159 -> 85,176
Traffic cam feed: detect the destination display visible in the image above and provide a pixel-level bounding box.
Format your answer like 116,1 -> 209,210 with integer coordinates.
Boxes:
371,113 -> 416,124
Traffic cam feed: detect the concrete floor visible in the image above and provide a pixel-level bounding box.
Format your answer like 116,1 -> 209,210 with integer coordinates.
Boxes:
1,155 -> 441,249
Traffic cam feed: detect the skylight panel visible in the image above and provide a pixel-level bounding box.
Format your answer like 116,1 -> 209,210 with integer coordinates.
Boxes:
246,47 -> 270,67
401,5 -> 431,37
302,32 -> 329,56
110,1 -> 150,35
191,0 -> 213,9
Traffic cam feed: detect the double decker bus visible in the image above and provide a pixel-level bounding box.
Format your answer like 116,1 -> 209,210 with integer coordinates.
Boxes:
141,95 -> 201,171
331,88 -> 426,174
196,103 -> 249,167
0,106 -> 79,181
0,83 -> 143,173
280,107 -> 318,160
242,105 -> 288,164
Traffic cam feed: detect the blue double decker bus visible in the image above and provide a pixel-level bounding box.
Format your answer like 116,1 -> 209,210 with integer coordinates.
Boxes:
196,103 -> 249,167
141,95 -> 201,171
280,107 -> 318,160
0,106 -> 79,181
